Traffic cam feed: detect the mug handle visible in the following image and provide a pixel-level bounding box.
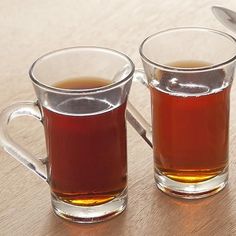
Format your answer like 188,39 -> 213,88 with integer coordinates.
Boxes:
127,69 -> 153,148
0,101 -> 47,181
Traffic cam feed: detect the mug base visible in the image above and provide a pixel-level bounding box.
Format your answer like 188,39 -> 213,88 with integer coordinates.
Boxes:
51,188 -> 127,223
154,169 -> 228,199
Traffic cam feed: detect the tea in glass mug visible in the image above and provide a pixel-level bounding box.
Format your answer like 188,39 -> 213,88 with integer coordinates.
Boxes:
0,47 -> 134,223
128,27 -> 236,199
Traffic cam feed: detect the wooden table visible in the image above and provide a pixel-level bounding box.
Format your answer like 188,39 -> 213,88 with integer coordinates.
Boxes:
1,1 -> 236,235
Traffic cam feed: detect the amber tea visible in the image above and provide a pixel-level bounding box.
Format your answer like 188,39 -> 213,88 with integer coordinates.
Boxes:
0,47 -> 134,222
151,61 -> 230,183
43,77 -> 127,206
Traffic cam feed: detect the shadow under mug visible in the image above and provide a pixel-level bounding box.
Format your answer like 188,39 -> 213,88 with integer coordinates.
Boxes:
127,27 -> 236,199
0,47 -> 134,223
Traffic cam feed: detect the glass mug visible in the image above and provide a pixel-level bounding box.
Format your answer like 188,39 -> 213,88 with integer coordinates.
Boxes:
0,47 -> 134,223
128,27 -> 236,199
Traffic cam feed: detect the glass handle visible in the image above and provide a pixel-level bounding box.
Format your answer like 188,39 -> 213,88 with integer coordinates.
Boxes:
0,101 -> 47,181
127,69 -> 153,148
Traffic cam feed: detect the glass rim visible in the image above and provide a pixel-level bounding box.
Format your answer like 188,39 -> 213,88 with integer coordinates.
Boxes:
29,46 -> 135,94
139,27 -> 236,72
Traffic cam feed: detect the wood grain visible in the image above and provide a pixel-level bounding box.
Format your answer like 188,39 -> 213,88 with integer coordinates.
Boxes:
1,0 -> 236,235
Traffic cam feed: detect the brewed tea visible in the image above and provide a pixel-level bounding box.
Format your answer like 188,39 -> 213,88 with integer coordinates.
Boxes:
151,61 -> 230,183
43,77 -> 127,206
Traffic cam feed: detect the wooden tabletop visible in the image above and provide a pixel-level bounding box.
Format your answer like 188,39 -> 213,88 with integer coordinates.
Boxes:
1,1 -> 236,235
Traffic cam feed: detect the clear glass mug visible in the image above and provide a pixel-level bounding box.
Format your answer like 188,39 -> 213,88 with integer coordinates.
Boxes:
0,47 -> 134,223
128,27 -> 236,199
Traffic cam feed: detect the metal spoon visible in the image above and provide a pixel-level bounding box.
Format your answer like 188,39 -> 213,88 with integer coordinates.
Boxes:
212,6 -> 236,33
